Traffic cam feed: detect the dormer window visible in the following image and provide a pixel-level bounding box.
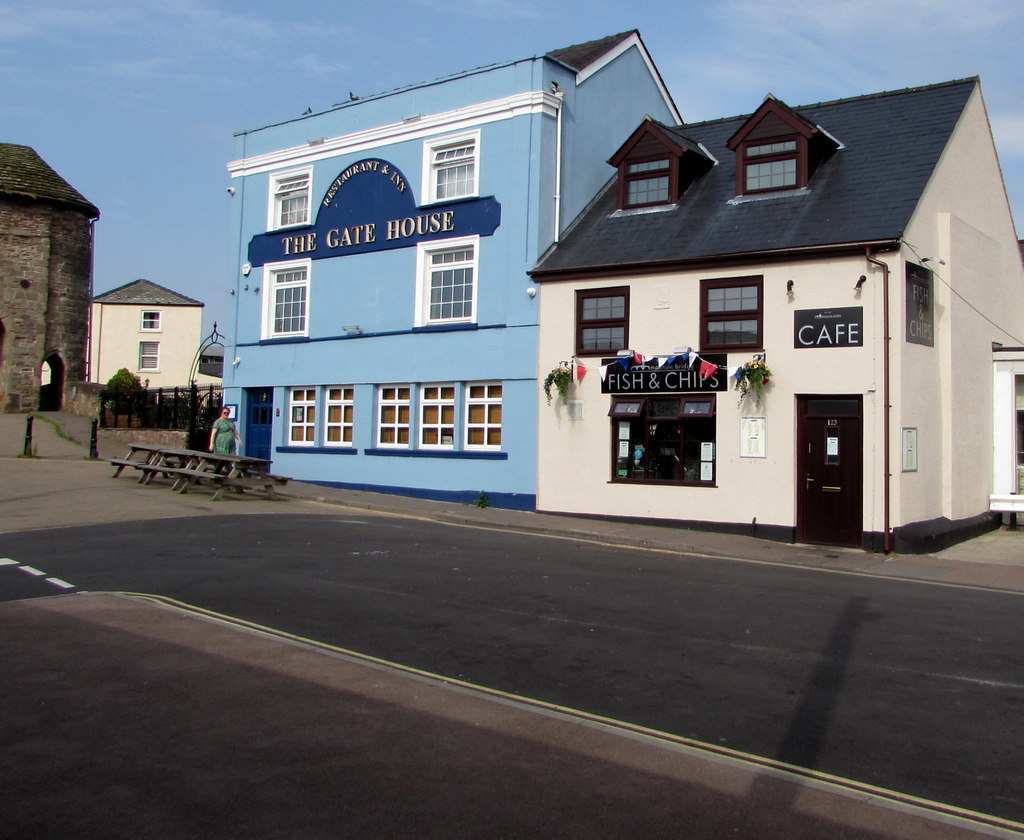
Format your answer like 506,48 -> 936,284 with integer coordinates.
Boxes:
726,96 -> 839,197
742,139 -> 798,192
625,158 -> 671,207
609,120 -> 714,211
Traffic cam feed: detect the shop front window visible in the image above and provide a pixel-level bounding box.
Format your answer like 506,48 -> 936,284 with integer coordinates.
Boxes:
610,396 -> 716,483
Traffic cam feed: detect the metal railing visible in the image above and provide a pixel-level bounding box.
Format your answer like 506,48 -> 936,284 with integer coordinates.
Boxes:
99,383 -> 223,450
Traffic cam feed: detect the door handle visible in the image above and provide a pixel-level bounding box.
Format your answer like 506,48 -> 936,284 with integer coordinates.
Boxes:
822,486 -> 841,493
805,475 -> 815,489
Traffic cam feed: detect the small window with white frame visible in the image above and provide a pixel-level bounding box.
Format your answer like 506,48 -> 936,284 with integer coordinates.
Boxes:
269,168 -> 312,230
377,385 -> 411,447
324,386 -> 354,447
264,260 -> 310,339
416,236 -> 478,326
141,311 -> 161,331
424,132 -> 479,202
465,382 -> 502,449
420,384 -> 456,448
289,387 -> 317,445
138,341 -> 159,371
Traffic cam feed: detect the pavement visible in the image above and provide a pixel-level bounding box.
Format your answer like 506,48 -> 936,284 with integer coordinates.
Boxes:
2,410 -> 1024,838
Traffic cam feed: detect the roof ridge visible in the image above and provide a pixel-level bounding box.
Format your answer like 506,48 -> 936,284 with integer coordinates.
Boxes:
0,143 -> 99,217
93,278 -> 203,306
237,32 -> 640,136
677,77 -> 979,131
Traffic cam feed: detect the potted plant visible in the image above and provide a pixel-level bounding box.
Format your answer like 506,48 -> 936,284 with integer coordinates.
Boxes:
734,358 -> 772,407
543,363 -> 574,406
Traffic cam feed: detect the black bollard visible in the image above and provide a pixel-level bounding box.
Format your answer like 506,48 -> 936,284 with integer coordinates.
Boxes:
90,419 -> 99,460
23,415 -> 33,457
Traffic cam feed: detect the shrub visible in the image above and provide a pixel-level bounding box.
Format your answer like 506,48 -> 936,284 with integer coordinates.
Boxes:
106,368 -> 141,392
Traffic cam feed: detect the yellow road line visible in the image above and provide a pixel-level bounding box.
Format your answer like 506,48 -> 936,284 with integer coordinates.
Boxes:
121,590 -> 1024,836
301,499 -> 1024,597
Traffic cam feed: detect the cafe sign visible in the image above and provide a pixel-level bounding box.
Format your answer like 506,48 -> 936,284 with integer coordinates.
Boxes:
601,354 -> 727,394
246,158 -> 501,268
794,307 -> 863,348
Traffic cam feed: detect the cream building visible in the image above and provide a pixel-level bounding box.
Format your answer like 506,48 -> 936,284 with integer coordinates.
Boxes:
532,78 -> 1024,553
90,279 -> 218,387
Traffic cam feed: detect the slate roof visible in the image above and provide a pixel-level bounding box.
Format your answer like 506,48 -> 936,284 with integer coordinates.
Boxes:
547,32 -> 635,71
92,279 -> 202,306
533,78 -> 978,276
0,143 -> 99,217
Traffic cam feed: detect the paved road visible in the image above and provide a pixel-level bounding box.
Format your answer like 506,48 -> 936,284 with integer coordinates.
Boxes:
3,413 -> 1024,838
3,511 -> 1024,833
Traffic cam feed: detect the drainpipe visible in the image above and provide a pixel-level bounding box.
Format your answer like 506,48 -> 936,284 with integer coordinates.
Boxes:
866,248 -> 892,553
552,89 -> 565,242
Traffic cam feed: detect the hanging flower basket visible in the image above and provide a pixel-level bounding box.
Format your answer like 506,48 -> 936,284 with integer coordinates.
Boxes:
734,358 -> 773,408
543,364 -> 573,406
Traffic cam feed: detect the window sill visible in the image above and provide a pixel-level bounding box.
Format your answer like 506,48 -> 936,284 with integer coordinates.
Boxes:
611,204 -> 678,217
259,336 -> 310,345
365,448 -> 507,460
728,187 -> 809,205
411,322 -> 477,333
700,346 -> 764,355
610,478 -> 716,487
276,446 -> 356,454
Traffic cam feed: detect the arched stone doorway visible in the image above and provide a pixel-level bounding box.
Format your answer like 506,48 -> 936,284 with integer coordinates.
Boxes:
39,352 -> 65,411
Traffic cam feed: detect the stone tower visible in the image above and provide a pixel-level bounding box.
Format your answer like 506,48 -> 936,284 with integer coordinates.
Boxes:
0,144 -> 99,412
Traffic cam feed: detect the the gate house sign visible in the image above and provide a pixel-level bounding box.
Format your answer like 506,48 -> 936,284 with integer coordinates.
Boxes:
246,158 -> 501,268
601,355 -> 727,394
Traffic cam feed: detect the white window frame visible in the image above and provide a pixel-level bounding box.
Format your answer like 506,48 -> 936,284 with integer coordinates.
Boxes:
324,386 -> 355,447
262,259 -> 311,339
288,387 -> 317,446
140,311 -> 162,332
377,385 -> 411,447
465,382 -> 502,450
419,384 -> 456,449
138,341 -> 160,371
415,235 -> 479,327
422,131 -> 480,203
268,167 -> 312,230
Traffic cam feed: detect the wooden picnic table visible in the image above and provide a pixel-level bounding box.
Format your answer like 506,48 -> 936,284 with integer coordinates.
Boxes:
109,444 -> 289,500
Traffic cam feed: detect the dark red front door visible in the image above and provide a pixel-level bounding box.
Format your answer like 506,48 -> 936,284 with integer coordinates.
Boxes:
797,397 -> 863,547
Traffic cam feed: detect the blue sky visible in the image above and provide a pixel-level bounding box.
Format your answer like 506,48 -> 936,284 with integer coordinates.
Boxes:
4,0 -> 1022,336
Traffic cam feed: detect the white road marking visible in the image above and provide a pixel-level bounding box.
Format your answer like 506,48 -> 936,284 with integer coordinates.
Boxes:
18,566 -> 45,576
0,558 -> 18,566
45,577 -> 76,590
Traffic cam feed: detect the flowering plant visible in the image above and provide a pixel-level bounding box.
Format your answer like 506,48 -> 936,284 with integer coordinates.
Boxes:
543,364 -> 574,406
734,358 -> 772,407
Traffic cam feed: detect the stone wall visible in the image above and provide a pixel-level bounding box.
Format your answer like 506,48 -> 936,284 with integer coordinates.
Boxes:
102,427 -> 188,449
0,197 -> 92,412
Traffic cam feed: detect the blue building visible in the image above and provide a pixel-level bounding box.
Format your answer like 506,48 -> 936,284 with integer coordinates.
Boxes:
223,32 -> 679,508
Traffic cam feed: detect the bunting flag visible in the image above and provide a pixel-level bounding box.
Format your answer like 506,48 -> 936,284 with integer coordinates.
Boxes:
581,346 -> 740,385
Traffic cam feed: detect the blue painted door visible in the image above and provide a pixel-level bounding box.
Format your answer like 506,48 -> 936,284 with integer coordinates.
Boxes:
246,388 -> 274,462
